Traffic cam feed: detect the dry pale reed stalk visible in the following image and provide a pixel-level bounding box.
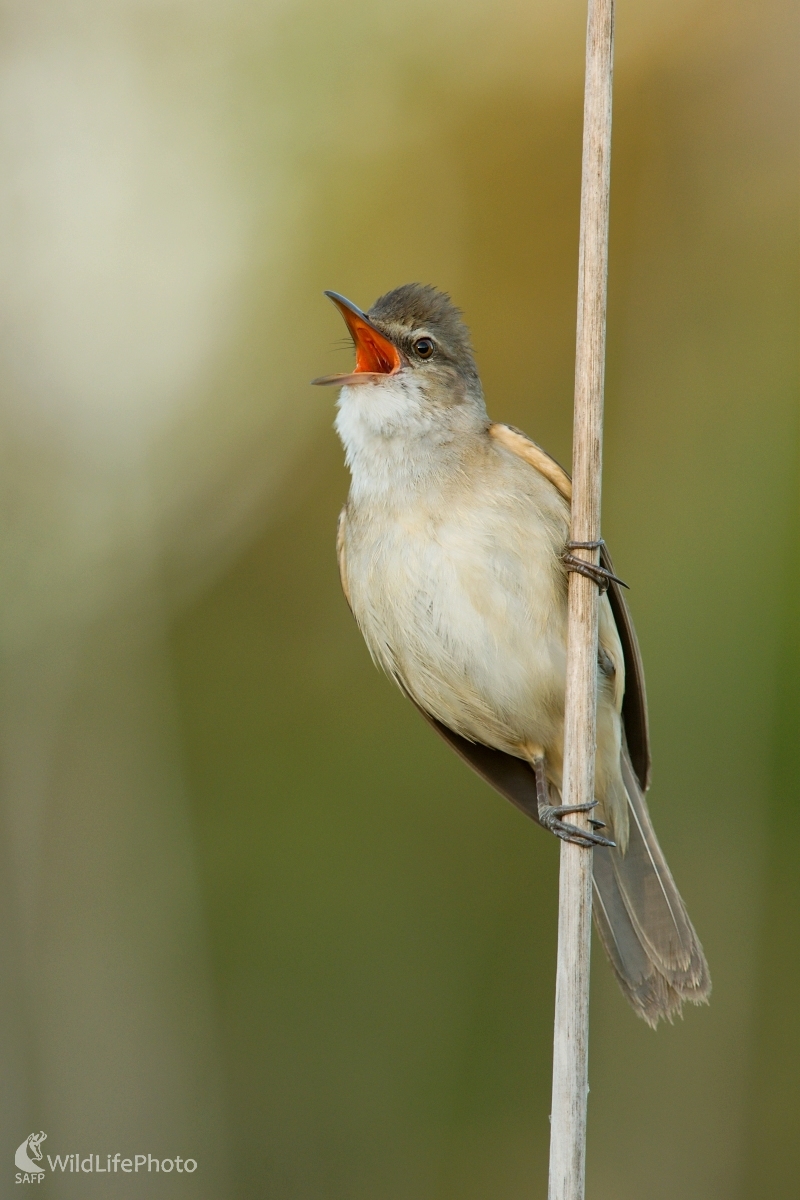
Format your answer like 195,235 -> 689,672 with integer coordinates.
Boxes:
547,1 -> 615,1198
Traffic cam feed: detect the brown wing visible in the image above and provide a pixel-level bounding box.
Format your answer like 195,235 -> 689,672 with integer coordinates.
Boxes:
488,422 -> 574,500
425,425 -> 650,808
600,541 -> 651,789
490,422 -> 649,790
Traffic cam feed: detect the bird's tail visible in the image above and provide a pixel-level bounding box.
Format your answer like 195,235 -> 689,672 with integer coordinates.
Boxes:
592,746 -> 711,1026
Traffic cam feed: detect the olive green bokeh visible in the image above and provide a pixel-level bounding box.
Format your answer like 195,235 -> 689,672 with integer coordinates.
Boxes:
1,1 -> 796,1197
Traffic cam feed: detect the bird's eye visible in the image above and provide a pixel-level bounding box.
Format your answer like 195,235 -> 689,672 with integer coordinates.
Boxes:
413,337 -> 435,359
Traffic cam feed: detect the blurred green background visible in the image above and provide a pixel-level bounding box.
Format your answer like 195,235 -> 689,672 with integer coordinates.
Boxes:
0,0 -> 797,1197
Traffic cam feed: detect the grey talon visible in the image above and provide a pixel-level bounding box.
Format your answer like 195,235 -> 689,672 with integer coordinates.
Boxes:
562,539 -> 629,591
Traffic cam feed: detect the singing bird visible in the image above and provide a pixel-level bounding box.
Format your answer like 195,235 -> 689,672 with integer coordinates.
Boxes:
314,283 -> 710,1026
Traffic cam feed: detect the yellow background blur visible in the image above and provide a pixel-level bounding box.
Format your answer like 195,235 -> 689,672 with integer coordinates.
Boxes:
1,0 -> 797,1197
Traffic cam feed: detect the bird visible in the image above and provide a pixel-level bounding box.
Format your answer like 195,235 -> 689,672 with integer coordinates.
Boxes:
313,282 -> 710,1026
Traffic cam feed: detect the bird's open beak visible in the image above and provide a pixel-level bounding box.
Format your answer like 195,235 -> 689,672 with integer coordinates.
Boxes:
312,291 -> 402,386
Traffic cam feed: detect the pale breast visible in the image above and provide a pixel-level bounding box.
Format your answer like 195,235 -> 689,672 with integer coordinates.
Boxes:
343,449 -> 572,756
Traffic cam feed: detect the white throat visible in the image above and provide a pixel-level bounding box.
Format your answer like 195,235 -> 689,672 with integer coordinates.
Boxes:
335,374 -> 485,504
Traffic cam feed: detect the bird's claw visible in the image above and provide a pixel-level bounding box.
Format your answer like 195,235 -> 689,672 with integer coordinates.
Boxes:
538,802 -> 616,849
563,539 -> 629,592
532,756 -> 616,848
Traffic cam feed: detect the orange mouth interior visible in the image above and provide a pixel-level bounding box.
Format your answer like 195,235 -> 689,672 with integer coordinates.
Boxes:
343,311 -> 401,375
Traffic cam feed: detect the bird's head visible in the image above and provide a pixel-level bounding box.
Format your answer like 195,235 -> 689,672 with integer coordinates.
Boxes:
314,284 -> 487,450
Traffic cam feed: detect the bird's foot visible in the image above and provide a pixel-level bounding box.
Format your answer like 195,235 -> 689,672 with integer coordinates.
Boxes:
562,539 -> 628,593
538,801 -> 616,849
532,754 -> 616,849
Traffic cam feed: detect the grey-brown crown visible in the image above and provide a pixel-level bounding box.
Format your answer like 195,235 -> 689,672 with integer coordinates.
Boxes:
367,284 -> 479,382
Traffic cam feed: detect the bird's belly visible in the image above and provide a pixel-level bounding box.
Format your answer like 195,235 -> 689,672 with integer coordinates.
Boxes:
348,513 -> 568,756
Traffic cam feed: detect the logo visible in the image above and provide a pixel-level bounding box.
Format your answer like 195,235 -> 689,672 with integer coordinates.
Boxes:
14,1132 -> 198,1184
15,1134 -> 46,1180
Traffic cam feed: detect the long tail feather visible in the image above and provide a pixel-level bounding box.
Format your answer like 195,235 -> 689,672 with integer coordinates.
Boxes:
592,746 -> 711,1026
